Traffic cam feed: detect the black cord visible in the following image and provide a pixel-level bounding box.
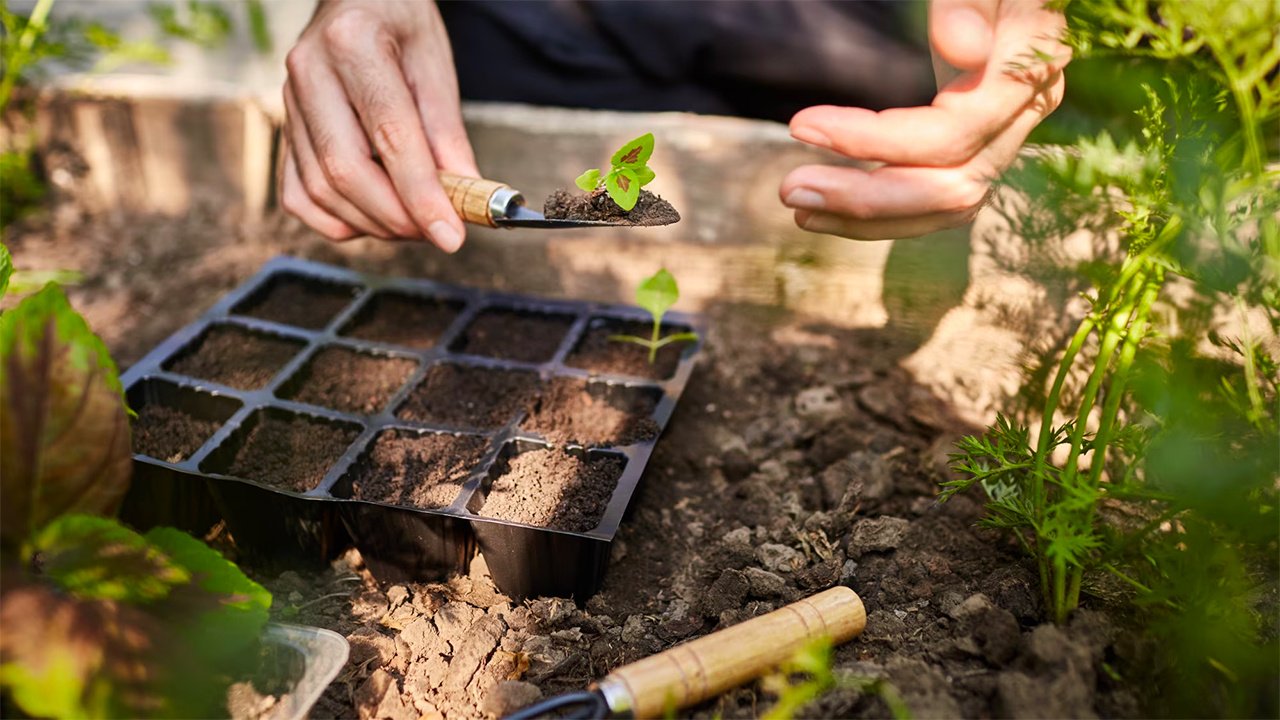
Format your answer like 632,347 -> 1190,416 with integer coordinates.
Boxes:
502,690 -> 609,720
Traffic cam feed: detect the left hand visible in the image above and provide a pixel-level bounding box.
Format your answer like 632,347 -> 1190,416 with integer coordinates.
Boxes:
779,0 -> 1070,240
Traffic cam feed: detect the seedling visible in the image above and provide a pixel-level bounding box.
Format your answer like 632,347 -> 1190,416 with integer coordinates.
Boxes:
609,268 -> 698,364
575,132 -> 658,212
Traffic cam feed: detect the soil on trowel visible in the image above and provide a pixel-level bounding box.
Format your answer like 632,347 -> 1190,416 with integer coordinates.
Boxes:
543,188 -> 680,227
345,430 -> 489,509
281,346 -> 417,415
166,325 -> 303,390
396,363 -> 540,430
566,319 -> 688,380
522,377 -> 660,447
341,292 -> 461,349
450,309 -> 573,363
132,403 -> 223,462
223,413 -> 359,492
480,447 -> 622,532
236,275 -> 356,329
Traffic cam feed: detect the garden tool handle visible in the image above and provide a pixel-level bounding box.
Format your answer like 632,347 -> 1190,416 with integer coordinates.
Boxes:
439,172 -> 522,227
595,586 -> 866,718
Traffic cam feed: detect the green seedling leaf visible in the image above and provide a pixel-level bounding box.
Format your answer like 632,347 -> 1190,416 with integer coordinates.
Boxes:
633,164 -> 656,187
0,243 -> 12,299
0,284 -> 132,550
606,167 -> 641,211
575,168 -> 601,192
611,132 -> 654,168
33,515 -> 190,603
635,268 -> 680,324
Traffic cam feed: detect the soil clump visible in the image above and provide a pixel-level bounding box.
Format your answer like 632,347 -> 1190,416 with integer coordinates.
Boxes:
543,189 -> 680,227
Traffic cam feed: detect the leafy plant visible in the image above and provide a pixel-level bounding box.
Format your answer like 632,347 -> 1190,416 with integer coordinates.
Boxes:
609,268 -> 699,363
575,132 -> 659,211
941,0 -> 1277,714
761,638 -> 911,720
0,245 -> 272,717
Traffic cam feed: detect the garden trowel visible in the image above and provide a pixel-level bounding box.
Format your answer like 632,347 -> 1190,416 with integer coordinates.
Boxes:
502,586 -> 866,720
440,172 -> 676,229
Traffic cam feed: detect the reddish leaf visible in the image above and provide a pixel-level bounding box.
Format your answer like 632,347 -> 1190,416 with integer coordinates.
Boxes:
0,285 -> 132,551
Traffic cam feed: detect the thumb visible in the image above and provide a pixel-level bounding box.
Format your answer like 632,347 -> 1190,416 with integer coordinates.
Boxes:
929,0 -> 999,72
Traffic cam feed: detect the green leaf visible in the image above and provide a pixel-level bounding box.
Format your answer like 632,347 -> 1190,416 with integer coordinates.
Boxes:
575,168 -> 601,192
635,268 -> 680,325
0,284 -> 132,550
605,167 -> 641,211
33,515 -> 189,602
145,527 -> 270,667
610,132 -> 655,168
245,0 -> 272,55
0,243 -> 12,300
633,164 -> 656,187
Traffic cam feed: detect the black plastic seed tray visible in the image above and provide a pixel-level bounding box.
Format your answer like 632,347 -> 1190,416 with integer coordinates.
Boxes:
119,256 -> 703,600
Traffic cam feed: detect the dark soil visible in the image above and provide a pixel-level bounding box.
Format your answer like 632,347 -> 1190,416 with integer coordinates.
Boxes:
223,413 -> 359,493
397,363 -> 540,430
236,275 -> 356,329
132,403 -> 222,462
450,309 -> 573,363
280,346 -> 417,415
522,377 -> 660,447
566,319 -> 688,380
479,447 -> 623,532
166,325 -> 303,390
341,292 -> 461,349
543,188 -> 680,227
345,430 -> 489,510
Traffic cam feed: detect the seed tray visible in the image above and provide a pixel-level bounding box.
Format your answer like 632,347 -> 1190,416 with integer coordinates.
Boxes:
119,256 -> 704,600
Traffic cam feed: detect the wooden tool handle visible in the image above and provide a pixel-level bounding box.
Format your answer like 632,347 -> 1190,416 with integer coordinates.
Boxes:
439,172 -> 513,227
597,586 -> 866,718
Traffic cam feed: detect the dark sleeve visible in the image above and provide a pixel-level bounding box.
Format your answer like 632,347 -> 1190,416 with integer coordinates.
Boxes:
439,0 -> 934,123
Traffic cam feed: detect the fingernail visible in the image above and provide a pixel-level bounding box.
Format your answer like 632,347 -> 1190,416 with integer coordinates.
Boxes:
428,221 -> 463,253
791,125 -> 831,148
784,188 -> 825,210
799,212 -> 840,236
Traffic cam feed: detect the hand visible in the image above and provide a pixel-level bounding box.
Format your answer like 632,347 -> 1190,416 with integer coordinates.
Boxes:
779,0 -> 1069,240
280,0 -> 478,251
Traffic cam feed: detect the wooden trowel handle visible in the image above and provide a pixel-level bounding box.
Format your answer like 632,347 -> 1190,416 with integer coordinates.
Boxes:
439,172 -> 517,227
596,586 -> 866,718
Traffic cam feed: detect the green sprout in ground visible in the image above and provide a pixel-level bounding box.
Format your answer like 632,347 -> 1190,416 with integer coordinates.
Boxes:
610,268 -> 698,364
575,132 -> 658,211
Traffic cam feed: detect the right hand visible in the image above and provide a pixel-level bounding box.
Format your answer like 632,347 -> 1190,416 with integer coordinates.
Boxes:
280,0 -> 478,252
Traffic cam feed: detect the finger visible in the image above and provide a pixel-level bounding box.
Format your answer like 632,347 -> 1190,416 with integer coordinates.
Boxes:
284,82 -> 392,238
790,6 -> 1067,167
795,207 -> 978,241
286,53 -> 423,239
326,23 -> 466,252
401,16 -> 479,177
781,164 -> 990,220
279,152 -> 360,241
930,0 -> 998,71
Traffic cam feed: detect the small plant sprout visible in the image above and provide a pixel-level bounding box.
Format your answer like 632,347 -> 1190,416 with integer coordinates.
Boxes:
575,132 -> 658,212
610,268 -> 698,364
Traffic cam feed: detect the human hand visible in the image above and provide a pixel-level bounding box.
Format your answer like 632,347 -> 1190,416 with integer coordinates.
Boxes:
280,0 -> 478,251
780,0 -> 1069,240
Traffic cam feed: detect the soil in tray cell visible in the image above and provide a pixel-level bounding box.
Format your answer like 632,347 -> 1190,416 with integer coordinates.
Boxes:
522,377 -> 660,447
342,430 -> 489,510
234,275 -> 357,330
220,412 -> 360,493
479,447 -> 623,533
397,363 -> 540,430
449,308 -> 574,363
132,404 -> 225,463
166,325 -> 304,390
340,292 -> 462,349
279,347 -> 417,415
565,319 -> 689,380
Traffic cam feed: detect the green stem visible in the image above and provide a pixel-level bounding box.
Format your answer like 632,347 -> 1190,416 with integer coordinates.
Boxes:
1034,316 -> 1095,514
0,0 -> 56,116
648,316 -> 660,364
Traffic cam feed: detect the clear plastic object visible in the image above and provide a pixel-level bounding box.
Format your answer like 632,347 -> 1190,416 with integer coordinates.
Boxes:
259,622 -> 349,720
